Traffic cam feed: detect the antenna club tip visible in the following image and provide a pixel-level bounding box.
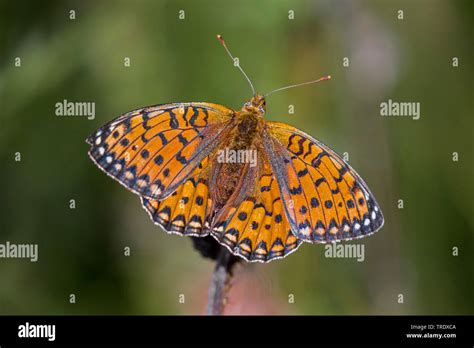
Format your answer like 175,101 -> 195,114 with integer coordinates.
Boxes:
217,34 -> 227,47
327,75 -> 332,80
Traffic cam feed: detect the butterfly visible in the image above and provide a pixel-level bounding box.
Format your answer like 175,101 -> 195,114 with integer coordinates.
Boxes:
86,35 -> 384,263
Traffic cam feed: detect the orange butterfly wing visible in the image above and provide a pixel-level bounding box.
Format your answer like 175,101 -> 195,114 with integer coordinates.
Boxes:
208,159 -> 302,262
140,156 -> 213,236
86,102 -> 234,200
141,154 -> 302,262
264,121 -> 384,243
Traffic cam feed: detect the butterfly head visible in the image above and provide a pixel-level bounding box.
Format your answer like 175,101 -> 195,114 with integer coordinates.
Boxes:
243,94 -> 266,116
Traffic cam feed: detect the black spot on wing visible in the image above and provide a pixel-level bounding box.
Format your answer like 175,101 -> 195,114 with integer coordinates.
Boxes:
175,151 -> 188,164
297,167 -> 309,178
168,109 -> 179,129
311,151 -> 328,167
158,132 -> 168,146
290,185 -> 302,195
178,133 -> 189,146
315,178 -> 326,187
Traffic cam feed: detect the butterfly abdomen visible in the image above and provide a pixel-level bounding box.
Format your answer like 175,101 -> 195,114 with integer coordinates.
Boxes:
209,112 -> 263,211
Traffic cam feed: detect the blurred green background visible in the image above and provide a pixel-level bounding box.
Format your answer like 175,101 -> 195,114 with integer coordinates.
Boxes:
0,0 -> 472,315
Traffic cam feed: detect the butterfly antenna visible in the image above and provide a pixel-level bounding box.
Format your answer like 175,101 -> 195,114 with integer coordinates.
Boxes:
217,34 -> 256,97
264,75 -> 331,97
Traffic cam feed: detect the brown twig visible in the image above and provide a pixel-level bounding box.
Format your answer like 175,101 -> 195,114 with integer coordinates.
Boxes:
190,236 -> 239,315
206,247 -> 237,315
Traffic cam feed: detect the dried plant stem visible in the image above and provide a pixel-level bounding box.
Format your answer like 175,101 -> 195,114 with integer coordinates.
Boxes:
206,248 -> 236,315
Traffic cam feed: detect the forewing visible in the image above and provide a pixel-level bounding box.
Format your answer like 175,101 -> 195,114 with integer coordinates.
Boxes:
86,102 -> 234,200
265,121 -> 384,243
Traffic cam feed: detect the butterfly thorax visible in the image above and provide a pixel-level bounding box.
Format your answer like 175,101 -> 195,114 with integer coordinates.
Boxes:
232,94 -> 266,150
